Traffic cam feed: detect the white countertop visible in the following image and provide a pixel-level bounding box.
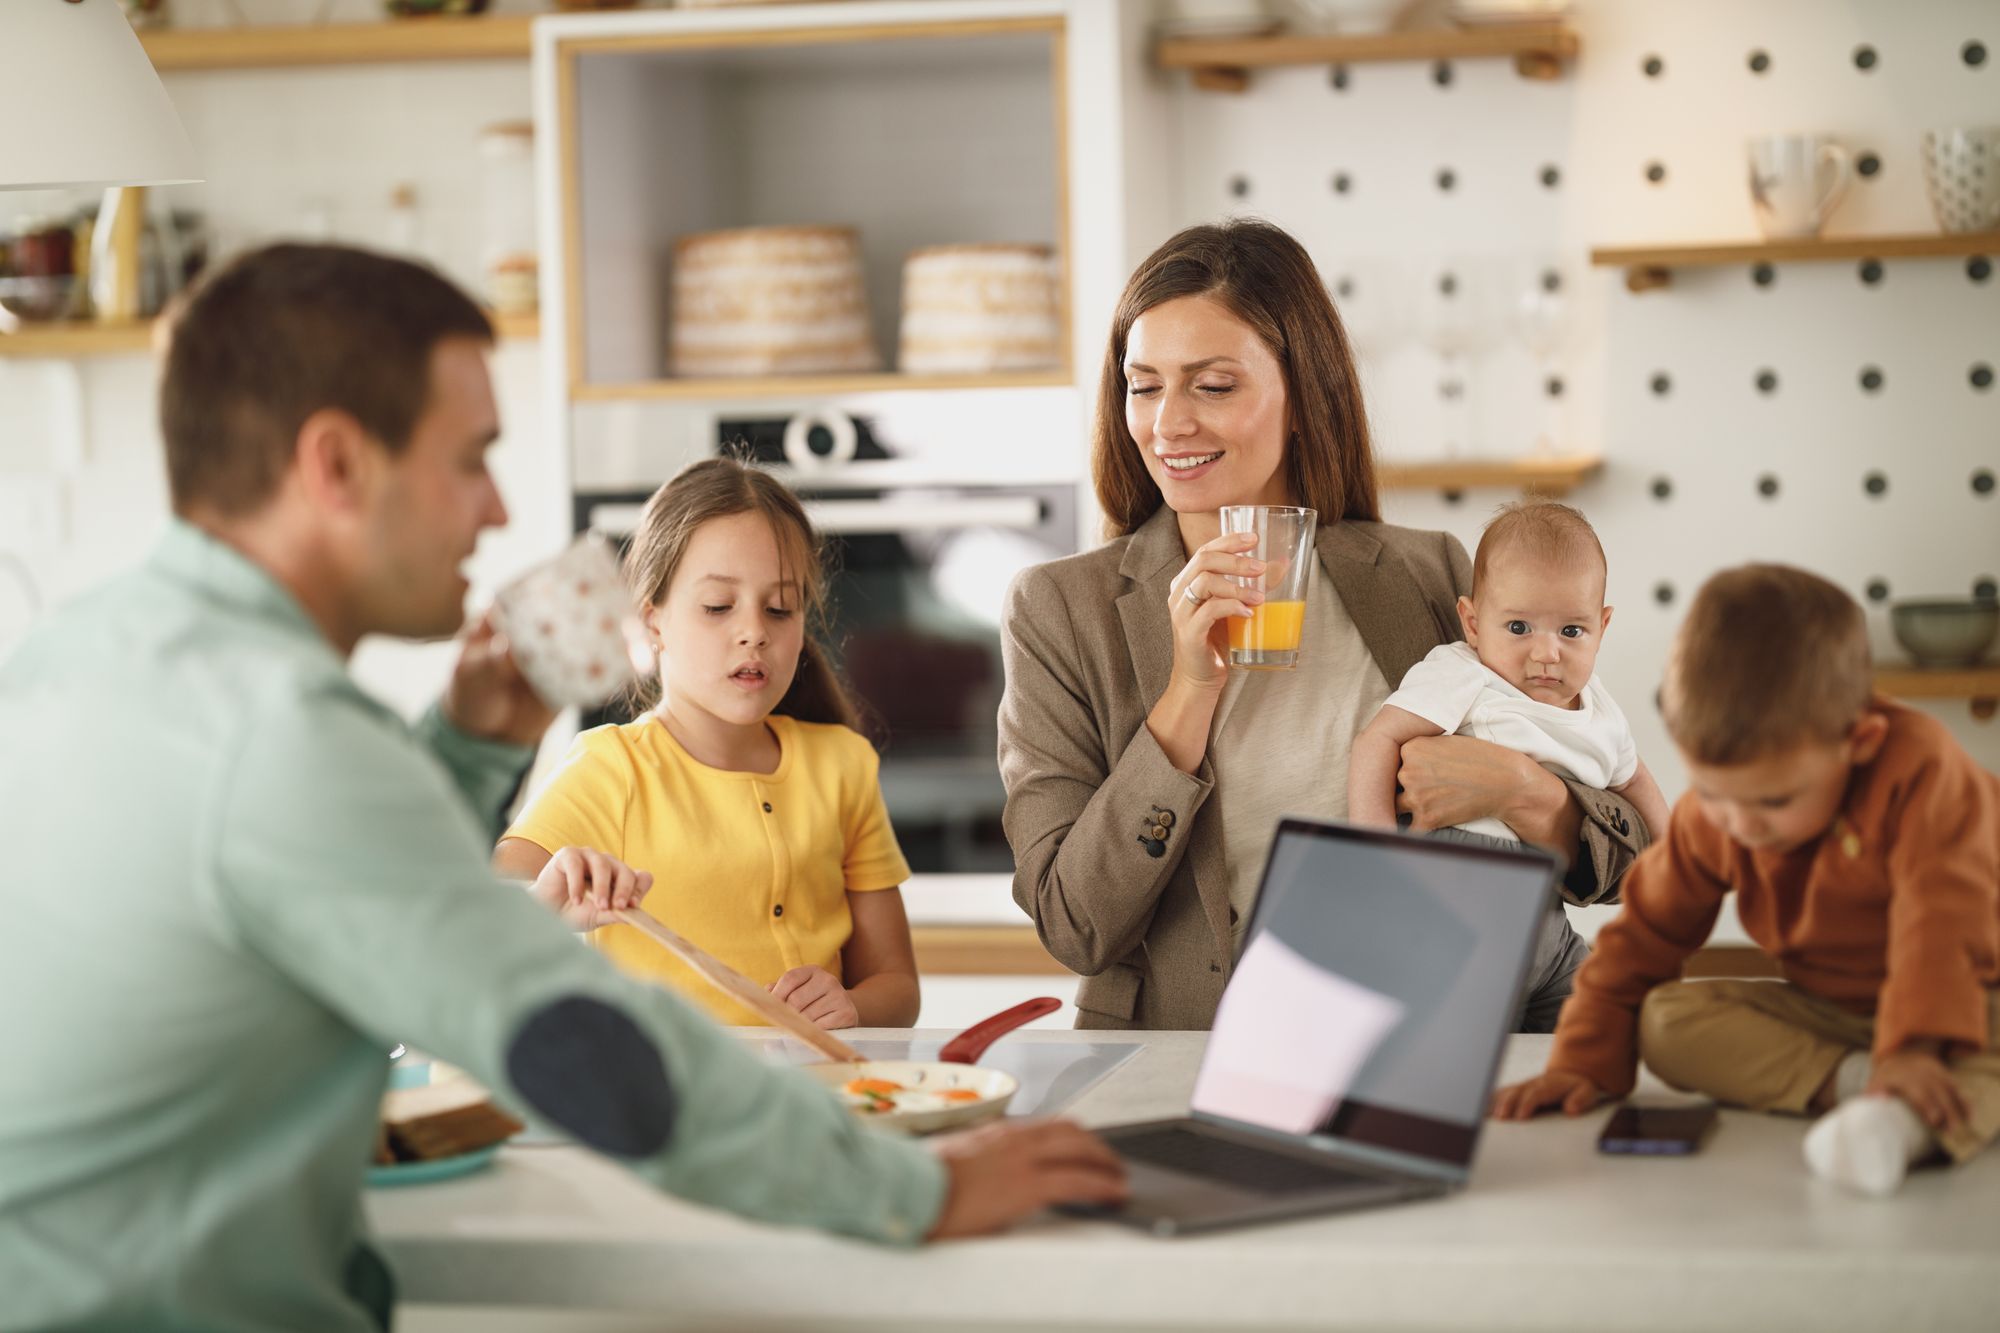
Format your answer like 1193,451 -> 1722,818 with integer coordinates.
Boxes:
371,1029 -> 1998,1331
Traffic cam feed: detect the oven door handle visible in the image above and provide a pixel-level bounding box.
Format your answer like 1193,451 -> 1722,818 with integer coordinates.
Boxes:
800,496 -> 1045,534
583,496 -> 1046,537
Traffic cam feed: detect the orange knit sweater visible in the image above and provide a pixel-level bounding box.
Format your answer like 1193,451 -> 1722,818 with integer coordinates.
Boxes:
1550,699 -> 2000,1096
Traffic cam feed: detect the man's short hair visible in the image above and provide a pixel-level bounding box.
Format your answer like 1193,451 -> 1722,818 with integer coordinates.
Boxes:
161,244 -> 492,517
1662,564 -> 1874,766
1471,499 -> 1607,593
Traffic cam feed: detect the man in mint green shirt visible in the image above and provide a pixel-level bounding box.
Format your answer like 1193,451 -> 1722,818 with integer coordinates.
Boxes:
0,245 -> 1122,1331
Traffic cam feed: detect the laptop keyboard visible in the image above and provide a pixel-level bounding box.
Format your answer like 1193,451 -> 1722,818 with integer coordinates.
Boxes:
1115,1127 -> 1376,1196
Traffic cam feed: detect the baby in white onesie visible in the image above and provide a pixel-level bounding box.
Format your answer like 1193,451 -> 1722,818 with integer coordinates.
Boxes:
1348,500 -> 1670,843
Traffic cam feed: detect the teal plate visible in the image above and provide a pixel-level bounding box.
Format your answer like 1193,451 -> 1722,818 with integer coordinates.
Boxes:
366,1145 -> 501,1189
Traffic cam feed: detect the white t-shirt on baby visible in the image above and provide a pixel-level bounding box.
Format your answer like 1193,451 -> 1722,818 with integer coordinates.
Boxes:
1383,641 -> 1639,843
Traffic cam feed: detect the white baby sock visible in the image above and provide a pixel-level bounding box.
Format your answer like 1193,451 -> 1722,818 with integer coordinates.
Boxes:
1802,1094 -> 1934,1198
1832,1050 -> 1872,1103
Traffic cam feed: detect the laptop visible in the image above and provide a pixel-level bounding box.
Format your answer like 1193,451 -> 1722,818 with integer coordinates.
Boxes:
1067,817 -> 1558,1237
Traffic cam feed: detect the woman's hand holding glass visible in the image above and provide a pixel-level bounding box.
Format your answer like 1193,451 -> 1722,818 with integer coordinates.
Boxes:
1165,532 -> 1267,692
1146,532 -> 1268,775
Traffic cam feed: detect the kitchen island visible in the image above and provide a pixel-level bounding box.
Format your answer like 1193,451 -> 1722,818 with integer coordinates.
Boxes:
375,1029 -> 2000,1332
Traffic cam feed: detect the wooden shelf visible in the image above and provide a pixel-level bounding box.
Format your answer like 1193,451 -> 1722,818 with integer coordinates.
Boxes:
1591,231 -> 1999,293
0,312 -> 538,359
139,16 -> 535,72
0,322 -> 157,358
1154,23 -> 1578,92
1378,455 -> 1602,497
571,368 -> 1073,402
911,926 -> 1769,979
910,927 -> 1064,977
1874,665 -> 2000,720
489,311 -> 541,341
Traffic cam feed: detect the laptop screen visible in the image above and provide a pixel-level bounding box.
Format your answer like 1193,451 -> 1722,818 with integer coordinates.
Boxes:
1189,819 -> 1555,1170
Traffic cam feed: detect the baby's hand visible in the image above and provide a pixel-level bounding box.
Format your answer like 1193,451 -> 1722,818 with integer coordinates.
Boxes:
770,965 -> 860,1029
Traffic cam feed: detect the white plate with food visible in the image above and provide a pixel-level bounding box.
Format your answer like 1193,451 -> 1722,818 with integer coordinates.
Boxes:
611,908 -> 1057,1134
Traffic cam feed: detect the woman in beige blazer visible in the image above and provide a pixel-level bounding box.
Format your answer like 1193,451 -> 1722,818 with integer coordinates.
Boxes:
998,220 -> 1650,1031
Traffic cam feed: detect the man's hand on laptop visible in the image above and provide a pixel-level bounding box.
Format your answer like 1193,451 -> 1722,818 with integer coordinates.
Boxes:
927,1119 -> 1129,1238
1490,1070 -> 1608,1120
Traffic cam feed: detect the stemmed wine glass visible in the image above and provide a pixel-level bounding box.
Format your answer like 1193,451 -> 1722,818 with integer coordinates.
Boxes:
1515,255 -> 1573,458
1418,260 -> 1484,459
1329,258 -> 1410,371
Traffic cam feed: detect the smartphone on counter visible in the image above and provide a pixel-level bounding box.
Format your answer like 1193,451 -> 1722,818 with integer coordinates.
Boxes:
1596,1102 -> 1718,1155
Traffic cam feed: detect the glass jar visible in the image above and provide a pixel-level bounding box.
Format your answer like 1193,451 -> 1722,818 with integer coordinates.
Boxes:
478,122 -> 538,316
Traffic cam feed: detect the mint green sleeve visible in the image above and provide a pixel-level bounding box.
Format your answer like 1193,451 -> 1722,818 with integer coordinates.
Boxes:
412,702 -> 534,837
209,687 -> 946,1244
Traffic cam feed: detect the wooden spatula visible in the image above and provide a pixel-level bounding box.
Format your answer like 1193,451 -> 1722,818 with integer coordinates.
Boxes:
610,908 -> 862,1064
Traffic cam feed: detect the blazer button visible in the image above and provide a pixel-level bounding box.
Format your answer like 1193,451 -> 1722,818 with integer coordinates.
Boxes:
762,802 -> 773,813
772,904 -> 784,917
1147,823 -> 1168,840
1156,810 -> 1176,828
1138,836 -> 1166,858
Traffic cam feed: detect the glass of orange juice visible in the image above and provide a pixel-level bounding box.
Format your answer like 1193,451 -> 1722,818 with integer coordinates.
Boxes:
1220,504 -> 1317,670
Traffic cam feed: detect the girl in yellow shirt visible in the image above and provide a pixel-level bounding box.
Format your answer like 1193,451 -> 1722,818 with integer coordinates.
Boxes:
495,458 -> 919,1028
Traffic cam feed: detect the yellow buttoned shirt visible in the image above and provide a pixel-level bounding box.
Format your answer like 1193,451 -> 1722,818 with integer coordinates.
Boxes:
507,713 -> 911,1024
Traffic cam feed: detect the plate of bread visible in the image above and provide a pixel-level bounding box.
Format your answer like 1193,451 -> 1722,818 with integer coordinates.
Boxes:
367,1077 -> 523,1188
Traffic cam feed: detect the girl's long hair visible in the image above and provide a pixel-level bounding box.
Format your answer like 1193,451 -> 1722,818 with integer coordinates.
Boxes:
1091,218 -> 1381,538
623,456 -> 859,731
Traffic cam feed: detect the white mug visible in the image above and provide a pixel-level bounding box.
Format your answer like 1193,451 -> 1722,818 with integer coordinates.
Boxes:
1920,127 -> 2000,235
1746,135 -> 1853,239
1160,0 -> 1272,36
489,535 -> 651,711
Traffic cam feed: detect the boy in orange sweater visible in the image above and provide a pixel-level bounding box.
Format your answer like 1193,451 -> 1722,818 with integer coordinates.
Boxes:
1492,565 -> 2000,1197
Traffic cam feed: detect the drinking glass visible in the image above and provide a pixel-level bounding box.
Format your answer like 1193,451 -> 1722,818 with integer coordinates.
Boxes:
1220,505 -> 1318,670
1515,255 -> 1572,458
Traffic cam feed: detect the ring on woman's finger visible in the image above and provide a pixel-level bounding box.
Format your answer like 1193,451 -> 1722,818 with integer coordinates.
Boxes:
1182,582 -> 1206,608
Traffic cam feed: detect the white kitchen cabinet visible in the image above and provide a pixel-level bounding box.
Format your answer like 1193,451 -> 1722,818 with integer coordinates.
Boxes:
530,0 -> 1177,504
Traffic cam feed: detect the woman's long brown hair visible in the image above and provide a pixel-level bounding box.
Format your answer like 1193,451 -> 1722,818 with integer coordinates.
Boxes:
1090,218 -> 1380,538
623,456 -> 859,731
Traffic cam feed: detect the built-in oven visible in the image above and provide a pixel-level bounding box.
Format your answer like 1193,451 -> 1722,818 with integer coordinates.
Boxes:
574,410 -> 1079,880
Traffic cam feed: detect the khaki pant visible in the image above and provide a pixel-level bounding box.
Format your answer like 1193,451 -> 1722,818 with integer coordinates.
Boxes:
1639,979 -> 2000,1163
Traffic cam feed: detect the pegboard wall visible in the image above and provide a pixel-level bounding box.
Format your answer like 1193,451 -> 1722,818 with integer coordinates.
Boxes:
1160,0 -> 1998,793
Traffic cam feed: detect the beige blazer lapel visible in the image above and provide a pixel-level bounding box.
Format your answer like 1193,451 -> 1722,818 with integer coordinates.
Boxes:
1316,521 -> 1451,690
1112,506 -> 1242,964
1113,508 -> 1182,714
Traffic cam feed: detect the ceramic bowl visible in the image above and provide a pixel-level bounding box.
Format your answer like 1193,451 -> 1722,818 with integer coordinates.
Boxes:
0,275 -> 78,324
1890,599 -> 1999,667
